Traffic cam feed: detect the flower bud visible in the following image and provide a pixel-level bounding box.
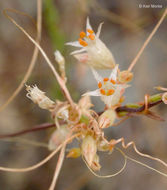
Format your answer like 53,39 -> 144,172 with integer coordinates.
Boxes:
66,148 -> 81,158
54,50 -> 66,81
81,135 -> 97,167
98,109 -> 116,128
26,85 -> 55,110
54,50 -> 65,64
118,70 -> 133,83
48,125 -> 70,150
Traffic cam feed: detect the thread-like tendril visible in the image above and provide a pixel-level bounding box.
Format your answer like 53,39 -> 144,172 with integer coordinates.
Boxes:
128,8 -> 167,72
3,8 -> 74,106
0,0 -> 42,112
116,148 -> 167,177
83,148 -> 127,178
114,138 -> 167,168
0,133 -> 80,173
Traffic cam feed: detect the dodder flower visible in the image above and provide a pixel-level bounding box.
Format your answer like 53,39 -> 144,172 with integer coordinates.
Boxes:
83,65 -> 129,107
26,85 -> 55,110
66,18 -> 115,69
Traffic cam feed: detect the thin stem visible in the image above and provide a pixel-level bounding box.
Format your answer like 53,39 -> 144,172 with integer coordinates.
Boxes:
3,9 -> 74,106
126,155 -> 167,177
128,8 -> 167,72
116,93 -> 163,116
0,133 -> 80,172
0,123 -> 55,138
49,145 -> 66,190
113,138 -> 167,168
116,148 -> 167,177
0,0 -> 42,112
83,147 -> 127,178
1,137 -> 48,148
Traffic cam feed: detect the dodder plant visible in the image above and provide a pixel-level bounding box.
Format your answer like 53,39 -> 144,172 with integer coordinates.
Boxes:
0,1 -> 167,190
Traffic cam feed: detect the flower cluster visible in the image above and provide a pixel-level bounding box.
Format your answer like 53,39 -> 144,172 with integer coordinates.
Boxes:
24,17 -> 167,189
25,18 -> 134,171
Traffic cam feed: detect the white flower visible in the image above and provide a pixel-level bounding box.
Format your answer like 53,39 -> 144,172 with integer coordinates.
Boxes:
66,17 -> 115,69
83,65 -> 129,107
26,85 -> 55,110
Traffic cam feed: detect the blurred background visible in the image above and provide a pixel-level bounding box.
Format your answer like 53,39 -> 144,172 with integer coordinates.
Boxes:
0,0 -> 167,189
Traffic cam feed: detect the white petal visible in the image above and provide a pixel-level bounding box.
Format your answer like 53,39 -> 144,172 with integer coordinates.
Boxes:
101,95 -> 113,106
66,41 -> 82,48
96,22 -> 104,38
70,48 -> 86,55
82,89 -> 101,97
86,17 -> 93,35
109,64 -> 118,81
91,67 -> 103,82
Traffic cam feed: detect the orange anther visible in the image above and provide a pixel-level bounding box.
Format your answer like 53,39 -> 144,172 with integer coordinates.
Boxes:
79,38 -> 88,47
98,82 -> 102,88
80,31 -> 86,38
88,34 -> 95,40
110,79 -> 116,84
87,29 -> 94,34
107,89 -> 115,96
100,89 -> 106,95
103,78 -> 109,82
